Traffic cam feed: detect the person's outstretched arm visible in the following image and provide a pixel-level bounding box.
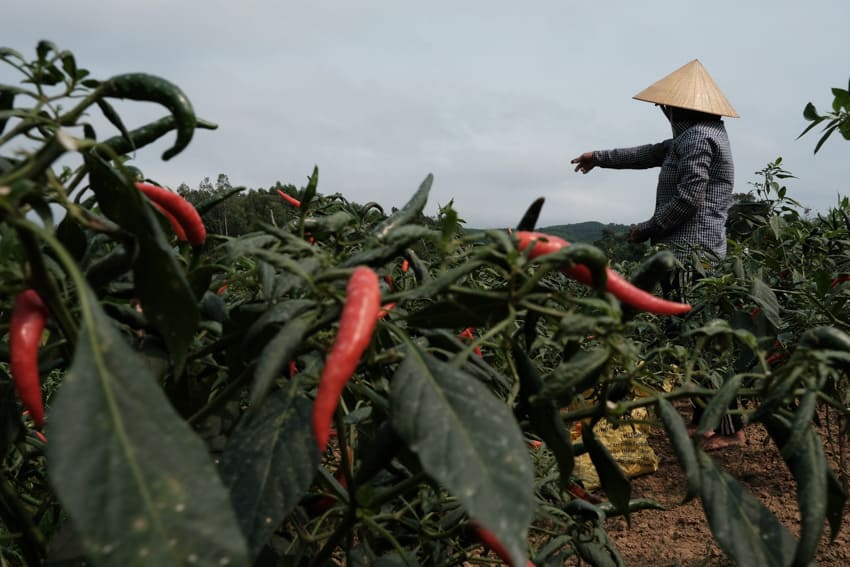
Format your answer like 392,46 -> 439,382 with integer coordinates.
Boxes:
571,140 -> 671,173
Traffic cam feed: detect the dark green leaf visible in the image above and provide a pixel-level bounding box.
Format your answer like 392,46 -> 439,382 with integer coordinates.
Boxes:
763,414 -> 830,564
300,165 -> 318,206
406,294 -> 510,329
796,116 -> 826,140
802,102 -> 820,121
59,51 -> 77,79
86,155 -> 199,372
781,390 -> 816,459
749,277 -> 781,329
0,370 -> 22,456
96,98 -> 131,148
301,211 -> 355,234
574,527 -> 626,567
249,313 -> 313,408
402,259 -> 488,300
814,122 -> 840,154
339,226 -> 439,269
695,374 -> 743,436
55,216 -> 88,262
513,344 -> 574,486
391,345 -> 533,567
257,260 -> 275,300
219,384 -> 319,559
656,397 -> 700,502
47,288 -> 248,566
372,174 -> 433,240
516,197 -> 545,231
540,345 -> 611,403
0,89 -> 15,135
697,450 -> 796,567
789,427 -> 827,566
825,468 -> 848,541
831,88 -> 850,112
195,186 -> 246,215
581,423 -> 631,520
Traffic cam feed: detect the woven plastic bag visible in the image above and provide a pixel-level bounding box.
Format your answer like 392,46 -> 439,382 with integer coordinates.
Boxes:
571,411 -> 659,490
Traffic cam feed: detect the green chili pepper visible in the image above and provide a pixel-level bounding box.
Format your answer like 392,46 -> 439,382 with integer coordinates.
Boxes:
95,115 -> 217,158
515,197 -> 545,231
98,73 -> 197,160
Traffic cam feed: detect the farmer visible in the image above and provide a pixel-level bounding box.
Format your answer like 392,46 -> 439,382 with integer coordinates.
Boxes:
570,59 -> 745,450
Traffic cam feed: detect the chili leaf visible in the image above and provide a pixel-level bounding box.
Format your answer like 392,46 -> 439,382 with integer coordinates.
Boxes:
763,415 -> 828,566
695,374 -> 743,437
86,155 -> 199,373
46,288 -> 248,567
249,312 -> 314,408
372,173 -> 432,240
0,370 -> 22,456
582,422 -> 631,521
219,384 -> 318,560
405,294 -> 510,329
390,344 -> 534,567
697,450 -> 796,566
656,397 -> 700,502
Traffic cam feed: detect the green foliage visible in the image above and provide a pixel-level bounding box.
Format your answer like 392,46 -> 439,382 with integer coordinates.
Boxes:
798,76 -> 850,153
1,41 -> 848,567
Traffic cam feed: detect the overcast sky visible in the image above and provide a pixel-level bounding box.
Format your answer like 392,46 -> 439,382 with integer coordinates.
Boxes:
3,1 -> 849,228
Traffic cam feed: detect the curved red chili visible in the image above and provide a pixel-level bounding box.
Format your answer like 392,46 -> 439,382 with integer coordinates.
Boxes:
151,201 -> 188,241
276,189 -> 301,208
516,231 -> 691,315
312,267 -> 381,452
135,182 -> 206,245
474,525 -> 533,566
10,290 -> 48,428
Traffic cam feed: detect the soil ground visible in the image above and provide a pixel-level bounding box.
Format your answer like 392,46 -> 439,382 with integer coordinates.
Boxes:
584,407 -> 850,567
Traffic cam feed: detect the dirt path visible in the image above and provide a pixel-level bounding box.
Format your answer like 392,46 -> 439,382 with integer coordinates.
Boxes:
594,414 -> 850,566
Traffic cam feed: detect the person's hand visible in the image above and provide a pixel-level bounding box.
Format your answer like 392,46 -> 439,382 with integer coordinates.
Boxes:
628,224 -> 650,243
570,152 -> 596,174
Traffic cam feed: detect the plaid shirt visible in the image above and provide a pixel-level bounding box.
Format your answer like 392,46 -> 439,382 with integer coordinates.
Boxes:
592,117 -> 734,264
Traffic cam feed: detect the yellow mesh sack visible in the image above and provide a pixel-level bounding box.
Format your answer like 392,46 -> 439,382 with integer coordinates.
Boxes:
571,414 -> 659,491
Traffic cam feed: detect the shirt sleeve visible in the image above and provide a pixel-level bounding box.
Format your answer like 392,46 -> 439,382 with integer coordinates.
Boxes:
592,140 -> 671,170
643,131 -> 715,236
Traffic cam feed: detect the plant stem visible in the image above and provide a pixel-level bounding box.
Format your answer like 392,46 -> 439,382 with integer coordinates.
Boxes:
0,474 -> 45,565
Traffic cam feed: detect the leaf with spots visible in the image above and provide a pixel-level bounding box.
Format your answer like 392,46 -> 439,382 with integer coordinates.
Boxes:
390,344 -> 534,567
46,286 -> 248,567
219,383 -> 319,559
697,450 -> 796,566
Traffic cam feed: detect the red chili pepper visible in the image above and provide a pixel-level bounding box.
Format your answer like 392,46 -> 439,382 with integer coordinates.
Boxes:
216,282 -> 229,295
276,188 -> 301,208
135,182 -> 206,246
831,274 -> 850,288
151,201 -> 188,241
10,290 -> 48,428
516,231 -> 691,316
474,525 -> 533,566
312,267 -> 381,452
401,259 -> 410,272
458,327 -> 483,357
377,302 -> 396,319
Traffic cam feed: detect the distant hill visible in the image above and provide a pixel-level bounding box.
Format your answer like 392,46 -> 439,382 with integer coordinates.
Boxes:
463,221 -> 631,244
534,221 -> 630,243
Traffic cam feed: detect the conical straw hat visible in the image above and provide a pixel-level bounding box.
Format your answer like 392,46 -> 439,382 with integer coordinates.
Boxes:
633,59 -> 739,118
